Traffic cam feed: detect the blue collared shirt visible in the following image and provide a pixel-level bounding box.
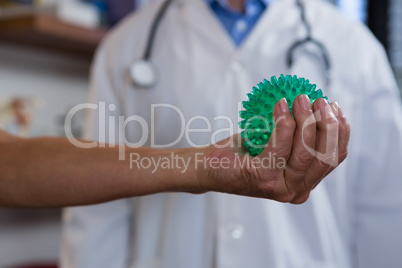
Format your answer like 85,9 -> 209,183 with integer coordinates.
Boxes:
207,0 -> 271,47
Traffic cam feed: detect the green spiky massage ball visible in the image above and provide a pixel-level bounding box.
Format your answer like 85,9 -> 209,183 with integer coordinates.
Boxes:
239,74 -> 328,156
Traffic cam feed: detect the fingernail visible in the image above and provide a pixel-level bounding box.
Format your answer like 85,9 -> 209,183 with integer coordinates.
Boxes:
317,98 -> 336,119
334,101 -> 345,118
298,94 -> 312,111
317,98 -> 328,112
279,98 -> 289,113
329,102 -> 339,117
274,98 -> 289,121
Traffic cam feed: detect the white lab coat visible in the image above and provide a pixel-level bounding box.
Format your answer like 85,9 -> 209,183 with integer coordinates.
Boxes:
60,0 -> 402,267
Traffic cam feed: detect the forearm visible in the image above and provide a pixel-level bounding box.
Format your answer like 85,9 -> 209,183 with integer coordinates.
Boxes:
0,136 -> 205,208
0,96 -> 350,207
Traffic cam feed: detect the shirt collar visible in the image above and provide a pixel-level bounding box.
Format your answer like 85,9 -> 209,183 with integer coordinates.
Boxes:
205,0 -> 275,10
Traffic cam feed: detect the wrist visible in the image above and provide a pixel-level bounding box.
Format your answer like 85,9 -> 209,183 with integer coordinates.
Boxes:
174,146 -> 212,194
136,147 -> 211,195
193,145 -> 217,194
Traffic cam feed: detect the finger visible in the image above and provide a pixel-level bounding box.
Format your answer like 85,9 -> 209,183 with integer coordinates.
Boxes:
257,98 -> 296,202
284,95 -> 316,190
305,98 -> 339,188
290,101 -> 341,204
330,102 -> 351,164
259,98 -> 296,163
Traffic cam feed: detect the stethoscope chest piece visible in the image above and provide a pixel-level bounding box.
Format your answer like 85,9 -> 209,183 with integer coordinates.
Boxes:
130,59 -> 158,89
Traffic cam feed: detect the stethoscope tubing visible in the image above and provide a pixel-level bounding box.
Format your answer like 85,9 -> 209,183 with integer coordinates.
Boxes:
131,0 -> 332,88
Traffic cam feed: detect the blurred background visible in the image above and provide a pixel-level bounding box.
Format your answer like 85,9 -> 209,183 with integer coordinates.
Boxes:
0,0 -> 401,267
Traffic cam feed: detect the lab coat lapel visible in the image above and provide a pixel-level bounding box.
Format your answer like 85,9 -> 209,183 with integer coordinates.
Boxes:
183,0 -> 300,55
182,0 -> 237,53
240,0 -> 301,53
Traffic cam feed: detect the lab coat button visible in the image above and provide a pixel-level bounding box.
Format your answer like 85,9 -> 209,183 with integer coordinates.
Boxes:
236,20 -> 247,33
227,222 -> 244,239
231,61 -> 243,72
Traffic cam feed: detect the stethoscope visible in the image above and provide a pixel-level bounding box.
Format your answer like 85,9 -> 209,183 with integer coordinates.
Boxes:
129,0 -> 332,89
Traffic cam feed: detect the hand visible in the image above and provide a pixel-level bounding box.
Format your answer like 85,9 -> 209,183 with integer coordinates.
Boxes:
198,95 -> 350,204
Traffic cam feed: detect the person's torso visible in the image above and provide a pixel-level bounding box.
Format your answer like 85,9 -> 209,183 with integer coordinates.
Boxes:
104,0 -> 371,267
